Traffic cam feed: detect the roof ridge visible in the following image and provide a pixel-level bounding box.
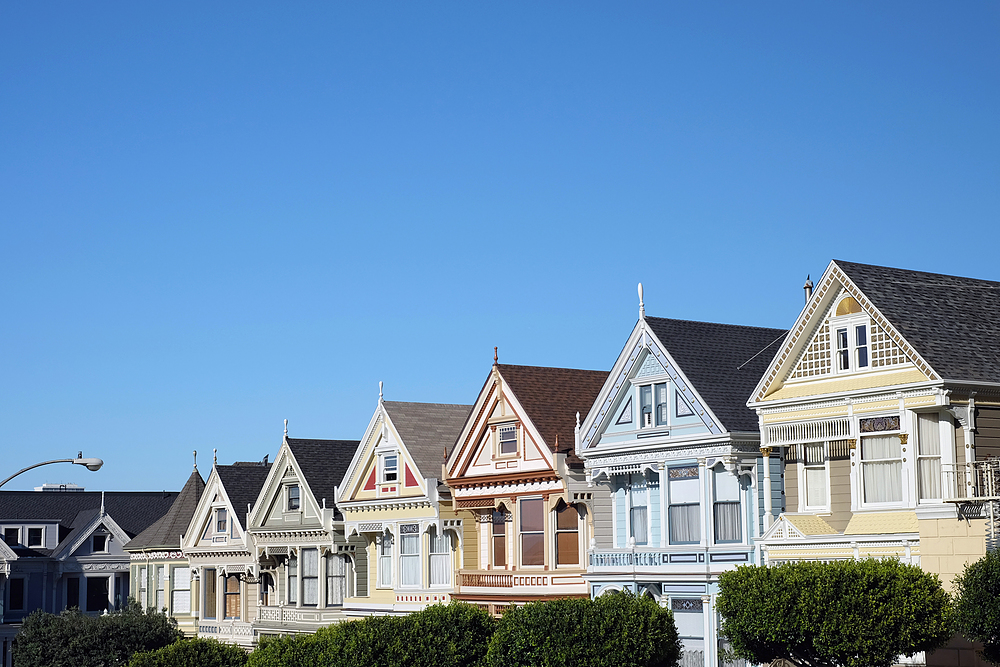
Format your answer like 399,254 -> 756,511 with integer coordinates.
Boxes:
496,363 -> 607,374
834,259 -> 1000,287
644,315 -> 787,333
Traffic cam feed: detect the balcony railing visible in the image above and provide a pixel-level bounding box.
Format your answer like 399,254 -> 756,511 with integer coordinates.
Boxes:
198,621 -> 253,639
460,572 -> 513,588
942,461 -> 1000,503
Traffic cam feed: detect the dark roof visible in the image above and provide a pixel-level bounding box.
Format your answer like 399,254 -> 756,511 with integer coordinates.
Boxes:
382,402 -> 473,477
835,260 -> 1000,383
216,462 -> 272,529
126,469 -> 205,551
0,490 -> 179,538
645,317 -> 788,432
286,439 -> 360,511
497,365 -> 609,460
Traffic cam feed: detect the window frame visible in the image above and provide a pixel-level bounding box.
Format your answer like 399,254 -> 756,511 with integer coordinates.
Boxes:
667,466 -> 701,545
859,433 -> 905,507
2,527 -> 19,546
224,574 -> 241,619
203,568 -> 217,619
287,485 -> 301,511
380,453 -> 399,483
831,311 -> 871,375
799,442 -> 830,512
519,497 -> 545,567
377,530 -> 393,589
399,524 -> 421,588
301,548 -> 319,606
555,502 -> 581,566
712,468 -> 743,544
628,474 -> 649,546
216,508 -> 228,534
26,526 -> 43,547
496,423 -> 519,457
491,509 -> 507,568
9,577 -> 25,611
428,526 -> 452,586
92,534 -> 109,553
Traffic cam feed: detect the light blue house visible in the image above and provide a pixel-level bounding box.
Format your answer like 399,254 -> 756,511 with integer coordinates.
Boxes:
576,288 -> 786,667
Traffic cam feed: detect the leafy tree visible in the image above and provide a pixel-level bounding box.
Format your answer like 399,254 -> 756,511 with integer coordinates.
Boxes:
716,559 -> 952,667
485,591 -> 681,667
128,638 -> 248,667
953,549 -> 1000,664
14,600 -> 181,667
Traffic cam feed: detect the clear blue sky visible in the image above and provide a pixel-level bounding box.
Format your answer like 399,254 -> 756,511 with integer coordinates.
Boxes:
2,3 -> 998,491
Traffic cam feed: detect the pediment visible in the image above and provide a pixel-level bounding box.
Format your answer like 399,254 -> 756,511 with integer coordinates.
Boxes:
248,443 -> 320,530
752,261 -> 939,404
183,469 -> 244,551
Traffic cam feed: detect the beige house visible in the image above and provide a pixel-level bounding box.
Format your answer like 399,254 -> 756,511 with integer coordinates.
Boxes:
748,260 -> 1000,667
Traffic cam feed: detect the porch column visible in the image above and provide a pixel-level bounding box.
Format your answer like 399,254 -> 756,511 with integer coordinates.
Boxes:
702,594 -> 713,667
698,458 -> 708,548
761,448 -> 773,529
108,573 -> 115,611
658,462 -> 668,547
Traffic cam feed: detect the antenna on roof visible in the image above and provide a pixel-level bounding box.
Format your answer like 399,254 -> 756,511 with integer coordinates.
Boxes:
494,347 -> 498,365
379,381 -> 383,401
193,451 -> 198,472
638,283 -> 645,319
213,449 -> 217,466
803,274 -> 814,303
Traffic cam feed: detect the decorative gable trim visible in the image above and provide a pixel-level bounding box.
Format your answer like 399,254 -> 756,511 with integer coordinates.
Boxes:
0,537 -> 17,562
751,261 -> 940,404
761,514 -> 806,541
58,513 -> 129,561
247,441 -> 320,531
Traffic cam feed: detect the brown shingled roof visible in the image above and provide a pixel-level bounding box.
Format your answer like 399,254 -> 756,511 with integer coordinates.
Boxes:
497,364 -> 608,462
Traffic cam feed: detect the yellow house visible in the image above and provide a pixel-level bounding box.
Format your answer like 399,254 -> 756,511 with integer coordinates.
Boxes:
336,396 -> 471,616
748,260 -> 1000,667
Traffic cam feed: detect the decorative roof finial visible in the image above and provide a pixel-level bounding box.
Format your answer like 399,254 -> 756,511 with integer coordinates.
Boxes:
803,274 -> 814,303
494,346 -> 498,365
100,490 -> 105,517
284,419 -> 288,437
193,450 -> 198,471
213,448 -> 217,466
379,381 -> 383,400
638,283 -> 645,319
576,411 -> 581,428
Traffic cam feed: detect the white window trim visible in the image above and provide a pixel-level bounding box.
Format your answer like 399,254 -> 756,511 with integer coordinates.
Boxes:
518,496 -> 546,569
378,451 -> 400,484
25,525 -> 45,548
286,484 -> 301,512
376,530 -> 394,589
854,429 -> 910,511
495,422 -> 519,458
831,314 -> 871,375
798,442 -> 831,513
398,524 -> 422,588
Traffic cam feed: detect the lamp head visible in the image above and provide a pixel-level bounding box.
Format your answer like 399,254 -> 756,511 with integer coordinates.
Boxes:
74,458 -> 104,472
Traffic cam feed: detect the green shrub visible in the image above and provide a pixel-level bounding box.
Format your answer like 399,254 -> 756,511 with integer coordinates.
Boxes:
485,592 -> 681,667
128,637 -> 248,667
14,601 -> 181,667
953,549 -> 1000,665
716,559 -> 952,667
247,602 -> 496,667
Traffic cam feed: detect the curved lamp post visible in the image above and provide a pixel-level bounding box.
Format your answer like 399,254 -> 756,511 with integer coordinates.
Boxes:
0,453 -> 104,490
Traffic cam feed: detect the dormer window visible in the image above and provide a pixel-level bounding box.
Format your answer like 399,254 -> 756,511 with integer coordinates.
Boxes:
498,424 -> 517,455
382,454 -> 398,483
832,297 -> 869,373
287,485 -> 300,511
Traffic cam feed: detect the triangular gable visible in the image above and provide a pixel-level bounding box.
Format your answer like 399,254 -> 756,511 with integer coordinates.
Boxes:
0,538 -> 17,562
56,513 -> 129,560
182,467 -> 248,551
337,401 -> 430,504
447,366 -> 557,480
761,514 -> 807,541
579,322 -> 725,451
247,439 -> 322,530
752,261 -> 939,403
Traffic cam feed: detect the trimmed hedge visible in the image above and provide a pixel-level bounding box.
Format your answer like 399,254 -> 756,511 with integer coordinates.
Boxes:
128,638 -> 249,667
247,601 -> 497,667
486,592 -> 682,667
953,549 -> 1000,664
14,601 -> 181,667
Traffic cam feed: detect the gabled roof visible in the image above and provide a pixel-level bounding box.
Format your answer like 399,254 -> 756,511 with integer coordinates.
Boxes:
645,317 -> 788,432
0,491 -> 178,538
53,509 -> 130,559
382,401 -> 472,476
286,439 -> 360,509
125,469 -> 205,551
835,260 -> 1000,383
497,364 -> 609,455
216,462 -> 272,530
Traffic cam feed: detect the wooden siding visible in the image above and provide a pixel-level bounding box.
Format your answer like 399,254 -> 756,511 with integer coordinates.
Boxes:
591,484 -> 613,547
976,407 -> 1000,460
957,423 -> 966,466
826,458 -> 852,533
784,458 -> 798,515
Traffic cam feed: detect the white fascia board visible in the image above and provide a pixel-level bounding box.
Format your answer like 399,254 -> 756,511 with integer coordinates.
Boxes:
447,368 -> 495,477
337,402 -> 385,504
577,321 -> 644,456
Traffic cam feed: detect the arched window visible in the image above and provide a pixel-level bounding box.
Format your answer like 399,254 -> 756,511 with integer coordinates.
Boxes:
492,506 -> 507,567
429,526 -> 452,586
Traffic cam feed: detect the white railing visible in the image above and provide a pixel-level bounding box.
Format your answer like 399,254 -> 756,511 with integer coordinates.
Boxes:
198,621 -> 253,638
256,606 -> 304,623
943,461 -> 1000,502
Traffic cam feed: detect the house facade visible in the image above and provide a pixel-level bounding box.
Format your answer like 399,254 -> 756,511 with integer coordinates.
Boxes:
337,398 -> 472,615
748,260 -> 1000,667
181,456 -> 270,648
246,432 -> 362,637
126,465 -> 205,636
445,362 -> 609,615
0,489 -> 177,667
577,299 -> 786,667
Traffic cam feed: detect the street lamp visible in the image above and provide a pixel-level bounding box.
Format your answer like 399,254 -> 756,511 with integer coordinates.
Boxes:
0,452 -> 104,489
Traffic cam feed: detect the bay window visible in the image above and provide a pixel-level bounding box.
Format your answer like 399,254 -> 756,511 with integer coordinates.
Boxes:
520,498 -> 544,566
400,524 -> 420,586
861,435 -> 903,503
378,531 -> 393,587
492,510 -> 506,567
224,575 -> 240,619
555,502 -> 579,565
713,470 -> 741,543
803,443 -> 827,508
288,555 -> 298,603
629,474 -> 648,545
917,414 -> 942,500
429,526 -> 451,585
668,467 -> 700,544
302,548 -> 319,605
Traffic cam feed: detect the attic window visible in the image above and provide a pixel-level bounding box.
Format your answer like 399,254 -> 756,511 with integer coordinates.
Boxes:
382,454 -> 398,483
28,528 -> 42,547
216,509 -> 228,533
93,534 -> 108,552
3,528 -> 18,545
287,485 -> 301,511
832,297 -> 869,373
835,296 -> 862,316
498,424 -> 517,455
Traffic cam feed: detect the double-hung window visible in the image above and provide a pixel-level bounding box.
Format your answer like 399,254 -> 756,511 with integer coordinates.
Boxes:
138,567 -> 148,608
429,527 -> 451,585
917,414 -> 942,500
378,531 -> 393,587
27,528 -> 42,547
668,467 -> 700,544
629,474 -> 648,545
655,383 -> 668,426
203,569 -> 217,618
287,555 -> 298,603
861,435 -> 903,504
492,510 -> 506,567
555,503 -> 579,565
520,498 -> 544,566
382,455 -> 398,483
640,385 -> 653,428
803,443 -> 828,509
302,548 -> 319,605
287,485 -> 300,511
171,567 -> 191,614
400,524 -> 420,586
216,509 -> 228,534
326,554 -> 345,606
155,566 -> 165,609
498,424 -> 517,455
224,575 -> 240,619
713,470 -> 741,543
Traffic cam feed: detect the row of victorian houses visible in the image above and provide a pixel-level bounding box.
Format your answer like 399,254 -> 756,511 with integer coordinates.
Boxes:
2,259 -> 999,667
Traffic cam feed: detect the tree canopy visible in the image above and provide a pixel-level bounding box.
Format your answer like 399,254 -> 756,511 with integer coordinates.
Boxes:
716,559 -> 952,667
953,549 -> 1000,665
